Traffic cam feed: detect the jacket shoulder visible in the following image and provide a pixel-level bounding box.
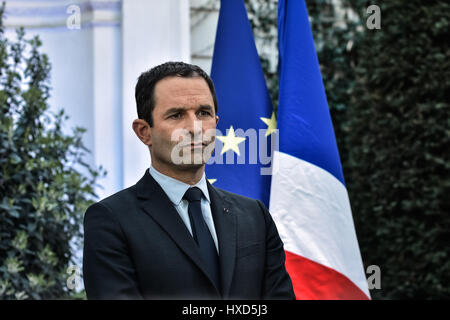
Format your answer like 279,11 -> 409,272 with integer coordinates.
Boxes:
89,185 -> 138,213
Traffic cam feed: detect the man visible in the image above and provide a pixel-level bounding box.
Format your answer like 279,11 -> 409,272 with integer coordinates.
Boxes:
83,61 -> 295,300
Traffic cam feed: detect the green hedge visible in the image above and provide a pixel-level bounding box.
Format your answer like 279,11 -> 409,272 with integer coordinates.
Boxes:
0,5 -> 102,299
345,0 -> 450,299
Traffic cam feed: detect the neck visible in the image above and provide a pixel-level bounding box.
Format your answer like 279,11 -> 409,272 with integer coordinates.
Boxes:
151,161 -> 205,185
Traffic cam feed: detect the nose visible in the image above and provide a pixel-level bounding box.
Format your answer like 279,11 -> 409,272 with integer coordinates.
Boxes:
185,112 -> 203,137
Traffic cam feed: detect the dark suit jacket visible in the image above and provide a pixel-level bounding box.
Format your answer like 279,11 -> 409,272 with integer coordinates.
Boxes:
83,170 -> 295,299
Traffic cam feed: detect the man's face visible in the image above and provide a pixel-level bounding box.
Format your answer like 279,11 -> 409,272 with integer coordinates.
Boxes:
149,76 -> 218,171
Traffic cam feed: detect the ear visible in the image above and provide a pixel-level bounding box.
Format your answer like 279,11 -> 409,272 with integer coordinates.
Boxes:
215,115 -> 219,125
132,119 -> 152,146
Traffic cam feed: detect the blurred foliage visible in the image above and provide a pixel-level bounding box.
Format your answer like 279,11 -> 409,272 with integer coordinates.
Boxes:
344,0 -> 450,299
245,0 -> 450,299
0,4 -> 102,299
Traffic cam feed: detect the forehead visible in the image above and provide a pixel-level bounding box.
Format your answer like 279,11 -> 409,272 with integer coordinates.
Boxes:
153,76 -> 213,110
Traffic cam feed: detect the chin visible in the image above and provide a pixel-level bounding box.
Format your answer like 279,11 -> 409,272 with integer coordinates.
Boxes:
174,162 -> 205,171
170,146 -> 210,167
182,152 -> 207,167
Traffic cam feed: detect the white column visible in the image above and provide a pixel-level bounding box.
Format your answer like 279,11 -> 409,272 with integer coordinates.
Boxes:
121,0 -> 191,188
92,3 -> 123,199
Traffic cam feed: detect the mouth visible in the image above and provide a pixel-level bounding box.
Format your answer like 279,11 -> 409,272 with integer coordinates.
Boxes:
190,143 -> 205,148
179,142 -> 206,148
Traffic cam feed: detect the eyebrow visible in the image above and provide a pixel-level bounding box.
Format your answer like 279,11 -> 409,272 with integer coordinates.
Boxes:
163,105 -> 214,116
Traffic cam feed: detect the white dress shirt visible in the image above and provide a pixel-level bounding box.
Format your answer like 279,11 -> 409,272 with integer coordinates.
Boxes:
149,165 -> 219,253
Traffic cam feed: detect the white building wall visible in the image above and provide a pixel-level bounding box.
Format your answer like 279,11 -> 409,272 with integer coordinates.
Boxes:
4,0 -> 191,199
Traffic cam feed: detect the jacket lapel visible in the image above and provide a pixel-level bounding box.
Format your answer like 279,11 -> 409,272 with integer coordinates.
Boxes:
136,171 -> 221,296
207,180 -> 237,298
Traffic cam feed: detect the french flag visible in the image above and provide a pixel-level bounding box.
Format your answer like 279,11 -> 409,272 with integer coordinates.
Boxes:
269,0 -> 371,299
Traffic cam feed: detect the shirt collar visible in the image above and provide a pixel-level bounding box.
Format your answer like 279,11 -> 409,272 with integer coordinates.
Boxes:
149,164 -> 210,206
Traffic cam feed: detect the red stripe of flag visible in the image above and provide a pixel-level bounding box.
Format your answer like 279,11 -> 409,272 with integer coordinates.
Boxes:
285,250 -> 370,300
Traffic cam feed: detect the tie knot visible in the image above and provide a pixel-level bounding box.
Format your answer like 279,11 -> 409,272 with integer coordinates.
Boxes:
183,187 -> 203,203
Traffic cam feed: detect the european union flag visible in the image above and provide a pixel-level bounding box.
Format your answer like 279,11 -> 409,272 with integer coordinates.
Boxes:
205,0 -> 275,207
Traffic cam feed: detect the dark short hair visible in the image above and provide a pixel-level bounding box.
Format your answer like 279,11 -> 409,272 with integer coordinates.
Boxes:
135,61 -> 218,127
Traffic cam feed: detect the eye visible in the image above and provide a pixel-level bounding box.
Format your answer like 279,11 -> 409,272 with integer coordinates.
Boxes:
169,113 -> 181,119
199,110 -> 211,117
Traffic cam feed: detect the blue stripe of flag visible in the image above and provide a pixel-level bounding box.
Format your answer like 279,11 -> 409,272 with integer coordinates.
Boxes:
278,0 -> 345,185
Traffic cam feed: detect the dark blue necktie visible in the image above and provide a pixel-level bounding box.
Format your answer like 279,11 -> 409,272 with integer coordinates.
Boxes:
183,187 -> 220,291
